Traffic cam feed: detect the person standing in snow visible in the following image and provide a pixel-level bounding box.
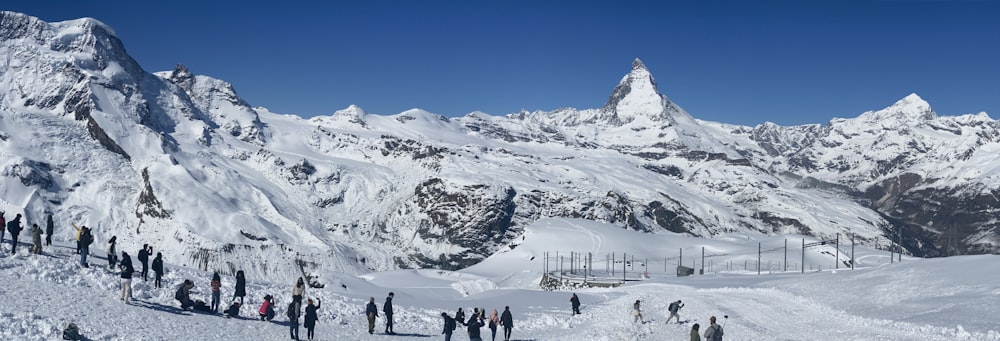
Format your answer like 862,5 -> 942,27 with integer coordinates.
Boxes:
303,298 -> 322,340
106,236 -> 118,269
455,307 -> 466,326
7,213 -> 22,254
704,316 -> 724,341
691,323 -> 701,341
0,212 -> 6,247
152,252 -> 164,288
441,312 -> 457,341
233,270 -> 247,304
487,308 -> 500,341
119,251 -> 134,303
30,223 -> 42,254
45,214 -> 53,246
137,244 -> 150,281
667,300 -> 685,323
78,226 -> 93,267
632,300 -> 644,323
72,223 -> 82,254
210,272 -> 222,313
570,293 -> 581,315
292,277 -> 307,316
500,306 -> 513,341
286,301 -> 300,340
365,297 -> 378,334
466,309 -> 483,341
383,292 -> 395,335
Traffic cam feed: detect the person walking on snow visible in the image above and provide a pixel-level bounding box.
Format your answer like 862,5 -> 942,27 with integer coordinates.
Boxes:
667,300 -> 685,323
500,306 -> 513,341
138,244 -> 150,281
441,312 -> 457,341
210,272 -> 222,312
487,308 -> 500,341
303,298 -> 322,340
233,270 -> 246,304
44,214 -> 53,246
7,214 -> 22,254
632,300 -> 644,323
119,251 -> 134,303
704,316 -> 724,341
571,293 -> 581,315
383,292 -> 395,335
152,252 -> 164,288
365,297 -> 378,334
106,236 -> 118,269
78,226 -> 93,267
30,223 -> 42,254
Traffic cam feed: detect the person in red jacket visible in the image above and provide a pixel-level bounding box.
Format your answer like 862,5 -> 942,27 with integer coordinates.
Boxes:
259,295 -> 275,321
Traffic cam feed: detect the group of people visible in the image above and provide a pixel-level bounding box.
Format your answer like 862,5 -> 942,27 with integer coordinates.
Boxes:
112,242 -> 162,303
439,306 -> 514,341
256,276 -> 324,341
631,298 -> 725,341
1,212 -> 54,255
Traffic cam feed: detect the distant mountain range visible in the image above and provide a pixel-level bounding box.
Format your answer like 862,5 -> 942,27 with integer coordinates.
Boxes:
0,12 -> 995,281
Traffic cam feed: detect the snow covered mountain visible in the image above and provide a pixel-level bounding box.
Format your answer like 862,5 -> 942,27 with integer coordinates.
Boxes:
0,12 -> 995,284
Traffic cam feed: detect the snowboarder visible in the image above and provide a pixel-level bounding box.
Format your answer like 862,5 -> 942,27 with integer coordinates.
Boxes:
487,308 -> 500,341
303,298 -> 322,340
667,300 -> 685,323
292,277 -> 306,316
176,279 -> 195,311
467,309 -> 483,341
210,272 -> 222,312
152,252 -> 164,288
500,306 -> 513,341
365,297 -> 378,334
137,244 -> 150,281
106,236 -> 118,269
119,251 -> 134,303
258,294 -> 275,321
383,292 -> 395,334
286,301 -> 300,340
691,323 -> 701,341
441,312 -> 457,341
704,316 -> 724,341
6,214 -> 22,254
78,226 -> 93,267
570,293 -> 581,315
233,270 -> 246,304
455,307 -> 466,326
44,214 -> 53,246
632,300 -> 644,323
30,223 -> 42,254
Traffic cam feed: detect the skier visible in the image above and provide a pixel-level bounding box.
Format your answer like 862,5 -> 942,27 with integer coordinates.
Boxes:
30,223 -> 42,254
570,293 -> 581,315
441,312 -> 457,341
151,252 -> 164,288
632,300 -> 644,323
303,298 -> 322,340
7,214 -> 22,254
467,309 -> 483,341
487,308 -> 500,341
137,244 -> 150,281
176,279 -> 195,311
44,214 -> 53,246
292,277 -> 306,316
704,316 -> 724,341
500,306 -> 513,341
233,270 -> 246,304
210,272 -> 222,312
667,300 -> 685,323
691,323 -> 701,341
365,297 -> 378,334
286,301 -> 300,340
119,251 -> 134,303
383,292 -> 395,335
258,295 -> 275,321
78,226 -> 93,267
455,307 -> 466,326
106,236 -> 118,269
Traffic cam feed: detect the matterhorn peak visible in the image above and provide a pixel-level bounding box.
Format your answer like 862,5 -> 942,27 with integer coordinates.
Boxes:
601,58 -> 672,125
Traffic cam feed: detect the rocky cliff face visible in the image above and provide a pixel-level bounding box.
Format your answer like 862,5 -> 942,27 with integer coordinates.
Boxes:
0,12 -> 995,283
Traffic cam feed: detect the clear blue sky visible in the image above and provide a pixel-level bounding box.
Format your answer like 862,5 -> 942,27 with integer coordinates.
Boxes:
5,1 -> 998,126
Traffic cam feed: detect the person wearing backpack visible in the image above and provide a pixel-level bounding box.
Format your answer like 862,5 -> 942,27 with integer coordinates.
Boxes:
151,252 -> 164,288
119,251 -> 134,303
287,301 -> 300,340
571,293 -> 581,315
7,213 -> 23,254
303,298 -> 322,340
78,227 -> 93,267
365,297 -> 378,334
441,312 -> 457,341
467,310 -> 483,341
137,244 -> 150,281
667,300 -> 685,324
704,316 -> 724,341
176,280 -> 195,311
500,306 -> 513,341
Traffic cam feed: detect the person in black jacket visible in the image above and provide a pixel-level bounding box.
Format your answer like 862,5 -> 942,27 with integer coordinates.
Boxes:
286,301 -> 300,340
44,214 -> 53,246
233,270 -> 246,304
78,226 -> 93,267
441,312 -> 456,341
137,244 -> 150,281
455,307 -> 466,326
119,251 -> 134,303
500,306 -> 513,341
365,297 -> 378,334
151,252 -> 164,288
303,298 -> 322,340
571,293 -> 581,315
383,292 -> 395,335
107,236 -> 118,269
467,310 -> 483,341
6,214 -> 22,254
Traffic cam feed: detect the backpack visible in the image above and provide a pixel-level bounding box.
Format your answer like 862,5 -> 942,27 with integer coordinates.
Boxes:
286,302 -> 297,319
668,302 -> 678,312
174,286 -> 184,301
62,323 -> 81,340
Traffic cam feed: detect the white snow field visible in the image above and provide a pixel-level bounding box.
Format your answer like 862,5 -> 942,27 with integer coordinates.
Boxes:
2,218 -> 997,341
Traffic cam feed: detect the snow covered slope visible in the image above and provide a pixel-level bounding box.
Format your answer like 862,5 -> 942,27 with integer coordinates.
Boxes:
0,12 -> 996,287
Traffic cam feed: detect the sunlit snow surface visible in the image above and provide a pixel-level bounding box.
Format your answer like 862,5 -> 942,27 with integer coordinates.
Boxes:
3,218 -> 997,340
